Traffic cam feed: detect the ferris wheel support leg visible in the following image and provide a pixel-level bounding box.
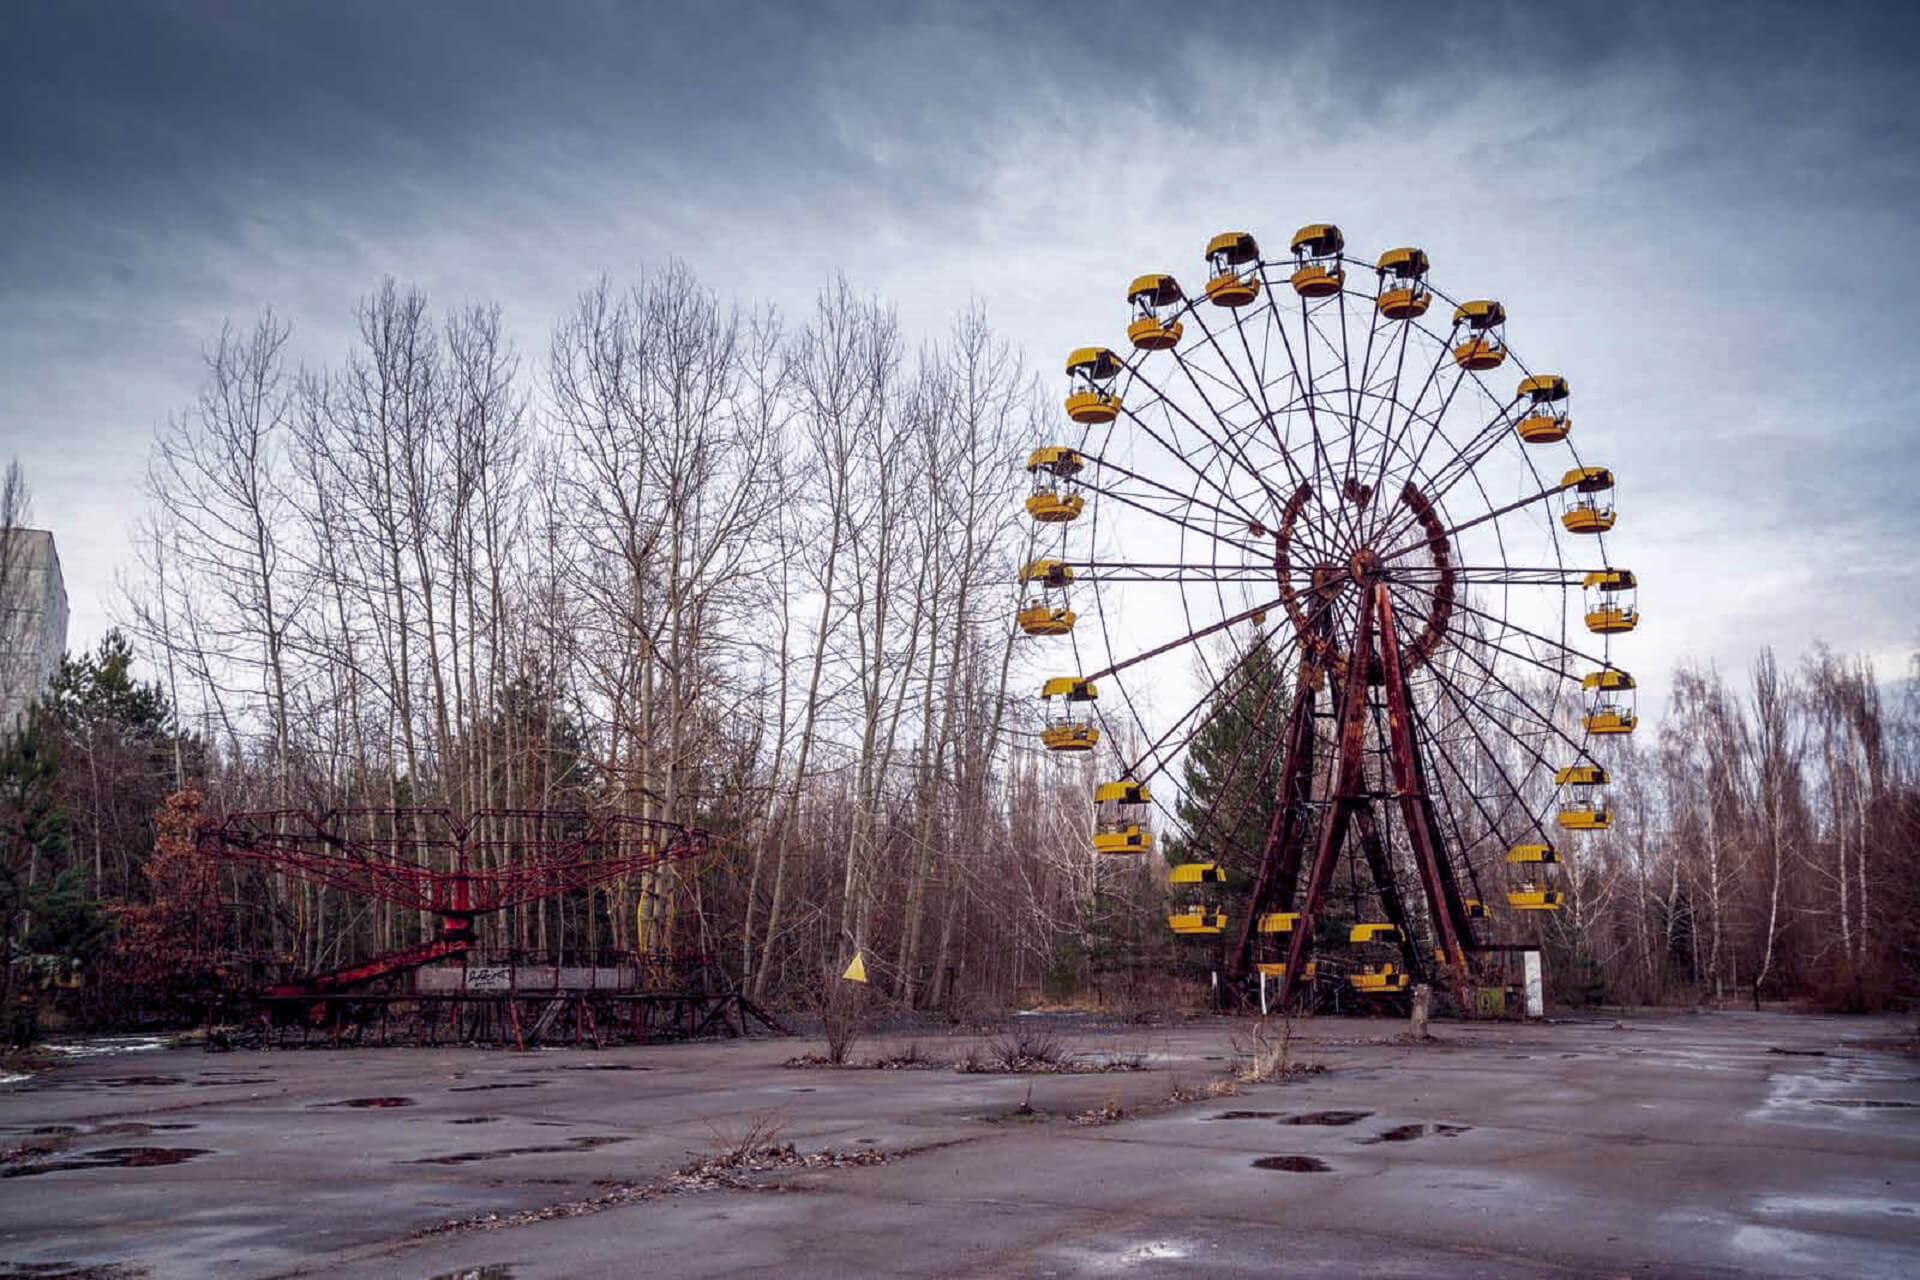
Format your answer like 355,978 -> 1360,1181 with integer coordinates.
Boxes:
1374,584 -> 1475,1014
1275,590 -> 1377,1009
1352,805 -> 1427,983
1224,679 -> 1319,982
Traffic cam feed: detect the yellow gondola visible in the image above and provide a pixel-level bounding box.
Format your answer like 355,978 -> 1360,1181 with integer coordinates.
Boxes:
1464,898 -> 1489,919
1025,444 -> 1086,524
1582,668 -> 1637,735
1094,780 -> 1151,805
1506,843 -> 1559,864
1204,231 -> 1261,307
1255,960 -> 1317,979
1288,223 -> 1345,298
1350,963 -> 1411,993
1515,373 -> 1571,443
1040,676 -> 1098,753
1016,602 -> 1075,636
1093,779 -> 1152,853
1560,465 -> 1616,534
1019,558 -> 1074,588
1583,568 -> 1639,635
1093,822 -> 1152,854
1555,761 -> 1612,830
1512,372 -> 1574,443
1169,907 -> 1227,935
1063,347 -> 1124,424
1168,862 -> 1225,885
1349,922 -> 1401,944
1508,886 -> 1564,911
1451,299 -> 1507,370
1256,912 -> 1298,933
1126,273 -> 1185,350
1375,246 -> 1432,319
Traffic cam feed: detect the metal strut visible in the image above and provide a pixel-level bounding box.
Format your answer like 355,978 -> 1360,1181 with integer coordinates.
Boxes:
1274,586 -> 1377,1008
1225,678 -> 1319,982
1375,583 -> 1476,1010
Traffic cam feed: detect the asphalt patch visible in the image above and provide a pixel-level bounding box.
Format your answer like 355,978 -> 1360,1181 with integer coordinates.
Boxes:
1358,1123 -> 1471,1144
406,1135 -> 629,1166
1281,1110 -> 1372,1126
1252,1155 -> 1332,1172
3,1148 -> 211,1178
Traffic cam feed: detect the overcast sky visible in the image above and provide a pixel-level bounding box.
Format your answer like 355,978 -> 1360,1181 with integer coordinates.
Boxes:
3,0 -> 1917,712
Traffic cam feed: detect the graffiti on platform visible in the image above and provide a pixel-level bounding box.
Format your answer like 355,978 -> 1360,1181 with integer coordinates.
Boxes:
465,966 -> 512,991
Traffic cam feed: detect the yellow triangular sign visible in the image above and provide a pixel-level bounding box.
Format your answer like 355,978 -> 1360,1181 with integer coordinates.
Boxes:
842,952 -> 869,984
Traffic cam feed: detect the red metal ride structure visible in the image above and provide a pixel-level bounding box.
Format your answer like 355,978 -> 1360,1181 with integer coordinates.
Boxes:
198,808 -> 709,998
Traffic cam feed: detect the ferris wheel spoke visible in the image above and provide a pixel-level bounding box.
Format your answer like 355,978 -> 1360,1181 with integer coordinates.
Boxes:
1417,658 -> 1562,846
1434,589 -> 1614,674
1081,596 -> 1284,684
1104,395 -> 1274,532
1077,472 -> 1272,558
1375,478 -> 1573,564
1369,396 -> 1533,551
1115,366 -> 1307,533
1358,364 -> 1477,549
1402,682 -> 1519,900
1261,265 -> 1364,554
1392,565 -> 1592,588
1178,305 -> 1315,495
1113,620 -> 1304,784
1420,612 -> 1594,763
1358,318 -> 1453,531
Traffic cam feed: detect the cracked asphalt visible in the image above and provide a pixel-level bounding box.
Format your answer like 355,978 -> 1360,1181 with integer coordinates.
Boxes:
2,1010 -> 1915,1278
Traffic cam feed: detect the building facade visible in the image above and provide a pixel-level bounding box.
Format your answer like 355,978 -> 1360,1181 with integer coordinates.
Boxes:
1,529 -> 69,733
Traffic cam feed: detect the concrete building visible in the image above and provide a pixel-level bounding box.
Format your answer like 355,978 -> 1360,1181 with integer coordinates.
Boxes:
0,528 -> 69,733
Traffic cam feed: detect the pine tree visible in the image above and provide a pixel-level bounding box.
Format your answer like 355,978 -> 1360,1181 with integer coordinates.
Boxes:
1164,633 -> 1293,887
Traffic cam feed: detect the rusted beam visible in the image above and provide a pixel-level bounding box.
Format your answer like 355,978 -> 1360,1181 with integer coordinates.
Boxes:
1225,678 -> 1319,981
1374,584 -> 1473,1010
1276,586 -> 1377,1008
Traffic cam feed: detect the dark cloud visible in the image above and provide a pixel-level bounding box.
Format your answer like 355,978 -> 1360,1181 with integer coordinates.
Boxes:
1,0 -> 1917,688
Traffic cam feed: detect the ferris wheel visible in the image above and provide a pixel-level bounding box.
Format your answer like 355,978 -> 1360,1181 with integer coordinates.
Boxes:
1019,223 -> 1640,1009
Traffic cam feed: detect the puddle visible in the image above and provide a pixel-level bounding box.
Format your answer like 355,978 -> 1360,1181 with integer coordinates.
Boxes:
0,1264 -> 148,1279
551,1064 -> 651,1073
1252,1155 -> 1332,1172
426,1267 -> 514,1280
449,1116 -> 501,1125
324,1097 -> 414,1109
1359,1123 -> 1471,1144
449,1081 -> 545,1093
407,1135 -> 628,1166
192,1077 -> 273,1086
1210,1111 -> 1282,1120
1281,1110 -> 1372,1126
3,1147 -> 211,1178
1811,1098 -> 1916,1109
84,1076 -> 186,1088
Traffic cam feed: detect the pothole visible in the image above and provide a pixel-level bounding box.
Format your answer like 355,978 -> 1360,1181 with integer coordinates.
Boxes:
1359,1122 -> 1470,1144
449,1081 -> 545,1093
1812,1098 -> 1916,1109
449,1116 -> 502,1125
406,1135 -> 629,1166
1281,1110 -> 1372,1126
1252,1155 -> 1332,1173
3,1147 -> 211,1177
426,1267 -> 514,1280
325,1097 -> 414,1109
1210,1110 -> 1282,1120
